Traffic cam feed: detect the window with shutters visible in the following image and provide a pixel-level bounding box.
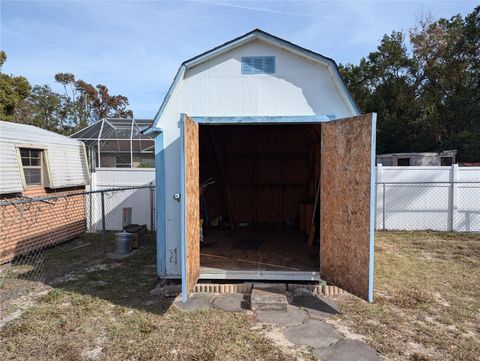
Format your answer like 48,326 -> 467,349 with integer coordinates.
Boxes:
20,148 -> 44,187
241,56 -> 276,74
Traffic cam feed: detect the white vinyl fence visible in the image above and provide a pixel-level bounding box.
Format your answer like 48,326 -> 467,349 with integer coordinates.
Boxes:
87,168 -> 155,232
376,165 -> 480,232
85,166 -> 478,233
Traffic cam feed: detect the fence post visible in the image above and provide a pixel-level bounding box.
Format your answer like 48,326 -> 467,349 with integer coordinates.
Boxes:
88,172 -> 96,232
101,190 -> 107,255
149,182 -> 154,231
377,164 -> 385,231
382,183 -> 386,231
449,164 -> 459,232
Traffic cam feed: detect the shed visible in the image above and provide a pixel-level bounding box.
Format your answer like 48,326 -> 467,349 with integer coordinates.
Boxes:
149,29 -> 377,302
377,150 -> 457,166
0,121 -> 90,262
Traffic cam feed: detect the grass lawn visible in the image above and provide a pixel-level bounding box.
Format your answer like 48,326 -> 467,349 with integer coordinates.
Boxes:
1,231 -> 479,360
0,235 -> 300,360
336,231 -> 480,361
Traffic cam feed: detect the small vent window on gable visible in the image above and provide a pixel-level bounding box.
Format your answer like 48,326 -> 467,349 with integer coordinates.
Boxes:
241,56 -> 276,74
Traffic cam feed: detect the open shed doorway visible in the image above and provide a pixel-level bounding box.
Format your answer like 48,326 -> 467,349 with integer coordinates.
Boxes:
198,123 -> 322,280
180,113 -> 375,302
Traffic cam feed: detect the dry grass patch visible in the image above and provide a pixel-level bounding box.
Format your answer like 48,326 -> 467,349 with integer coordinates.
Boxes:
335,231 -> 480,361
0,237 -> 295,360
2,290 -> 290,360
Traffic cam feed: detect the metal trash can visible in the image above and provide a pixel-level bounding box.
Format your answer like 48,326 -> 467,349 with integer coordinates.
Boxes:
115,232 -> 133,254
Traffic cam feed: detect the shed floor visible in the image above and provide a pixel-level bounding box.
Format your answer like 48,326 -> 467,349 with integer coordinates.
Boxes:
200,225 -> 319,273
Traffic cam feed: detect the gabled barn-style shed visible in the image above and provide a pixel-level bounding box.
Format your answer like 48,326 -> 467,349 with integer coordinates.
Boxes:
148,29 -> 377,302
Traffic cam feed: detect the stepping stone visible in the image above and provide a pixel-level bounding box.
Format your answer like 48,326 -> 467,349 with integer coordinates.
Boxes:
173,293 -> 214,311
251,283 -> 288,311
314,339 -> 379,361
291,295 -> 340,319
256,306 -> 307,327
282,319 -> 342,348
212,293 -> 249,312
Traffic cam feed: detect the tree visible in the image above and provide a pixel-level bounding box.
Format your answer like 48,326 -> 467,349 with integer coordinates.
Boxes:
410,7 -> 480,161
15,85 -> 69,132
1,53 -> 133,134
340,6 -> 480,161
0,51 -> 6,69
0,51 -> 32,121
55,73 -> 133,130
340,32 -> 430,154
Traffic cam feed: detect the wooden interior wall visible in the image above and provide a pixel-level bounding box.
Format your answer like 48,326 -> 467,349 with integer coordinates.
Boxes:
199,125 -> 316,225
319,114 -> 373,301
183,115 -> 200,294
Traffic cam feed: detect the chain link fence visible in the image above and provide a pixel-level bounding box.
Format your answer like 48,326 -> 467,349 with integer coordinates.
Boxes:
1,178 -> 478,321
376,181 -> 480,232
0,185 -> 155,320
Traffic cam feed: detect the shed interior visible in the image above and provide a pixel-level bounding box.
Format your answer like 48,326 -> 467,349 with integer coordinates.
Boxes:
198,124 -> 322,277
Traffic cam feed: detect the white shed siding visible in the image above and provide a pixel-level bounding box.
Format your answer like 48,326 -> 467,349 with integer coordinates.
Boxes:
164,40 -> 354,120
0,121 -> 89,194
156,38 -> 358,277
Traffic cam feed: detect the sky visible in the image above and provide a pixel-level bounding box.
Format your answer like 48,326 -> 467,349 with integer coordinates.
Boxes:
1,0 -> 477,119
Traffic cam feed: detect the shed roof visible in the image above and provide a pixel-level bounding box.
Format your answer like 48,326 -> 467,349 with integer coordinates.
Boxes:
151,28 -> 360,130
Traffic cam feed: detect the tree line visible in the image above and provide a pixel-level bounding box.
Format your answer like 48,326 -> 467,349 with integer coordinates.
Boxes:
0,52 -> 133,134
340,6 -> 479,162
0,6 -> 478,160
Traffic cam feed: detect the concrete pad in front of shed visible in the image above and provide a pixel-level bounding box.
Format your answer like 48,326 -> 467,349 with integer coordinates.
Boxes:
291,295 -> 340,319
251,283 -> 288,311
314,339 -> 379,361
211,293 -> 250,312
282,319 -> 342,348
173,293 -> 214,312
256,306 -> 307,327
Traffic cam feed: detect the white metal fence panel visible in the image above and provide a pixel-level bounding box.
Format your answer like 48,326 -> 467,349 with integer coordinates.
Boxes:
92,167 -> 155,187
87,168 -> 155,231
376,165 -> 480,232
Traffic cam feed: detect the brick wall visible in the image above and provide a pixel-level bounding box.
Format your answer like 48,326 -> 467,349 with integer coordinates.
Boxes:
0,186 -> 86,263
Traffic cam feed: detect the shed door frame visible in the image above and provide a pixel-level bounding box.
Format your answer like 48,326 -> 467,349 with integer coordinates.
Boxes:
179,113 -> 376,303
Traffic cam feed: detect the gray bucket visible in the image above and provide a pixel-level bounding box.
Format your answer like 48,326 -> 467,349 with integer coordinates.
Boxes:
115,232 -> 133,254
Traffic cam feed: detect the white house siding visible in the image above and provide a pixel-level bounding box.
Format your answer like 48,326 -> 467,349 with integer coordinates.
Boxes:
0,121 -> 89,194
47,143 -> 90,188
0,142 -> 24,194
156,39 -> 358,277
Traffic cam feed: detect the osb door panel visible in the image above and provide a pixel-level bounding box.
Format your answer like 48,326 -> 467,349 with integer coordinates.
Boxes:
320,113 -> 374,302
182,114 -> 200,298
